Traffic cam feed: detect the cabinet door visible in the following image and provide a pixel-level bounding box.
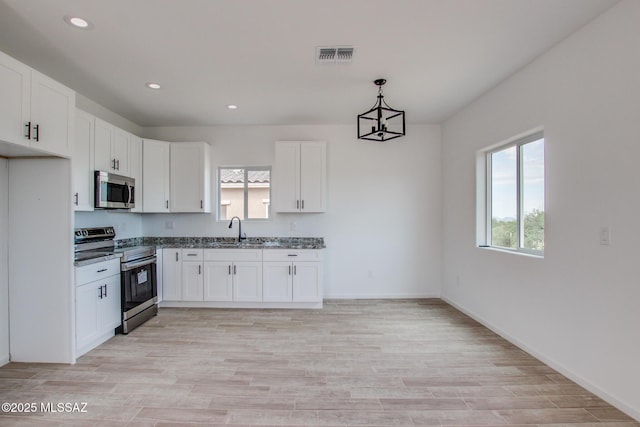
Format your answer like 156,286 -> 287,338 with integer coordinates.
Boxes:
171,142 -> 210,212
233,261 -> 263,302
299,142 -> 326,212
155,249 -> 163,302
0,50 -> 30,146
98,274 -> 122,331
142,139 -> 171,212
182,261 -> 204,301
94,118 -> 114,172
273,142 -> 300,212
29,70 -> 74,157
204,261 -> 233,301
162,249 -> 182,301
129,135 -> 143,212
76,282 -> 100,352
293,262 -> 323,302
113,128 -> 131,175
262,262 -> 293,302
73,109 -> 95,211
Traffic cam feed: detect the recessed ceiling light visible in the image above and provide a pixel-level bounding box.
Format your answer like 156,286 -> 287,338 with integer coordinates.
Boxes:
146,82 -> 161,90
63,15 -> 92,29
226,104 -> 238,110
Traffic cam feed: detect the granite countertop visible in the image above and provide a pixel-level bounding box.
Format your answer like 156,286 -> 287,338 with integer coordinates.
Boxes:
75,237 -> 325,267
117,236 -> 326,250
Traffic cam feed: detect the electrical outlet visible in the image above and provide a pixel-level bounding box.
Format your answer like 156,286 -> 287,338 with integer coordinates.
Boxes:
599,226 -> 610,245
166,221 -> 175,230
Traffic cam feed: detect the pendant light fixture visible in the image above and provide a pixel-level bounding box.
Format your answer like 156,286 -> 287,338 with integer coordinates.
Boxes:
357,79 -> 405,142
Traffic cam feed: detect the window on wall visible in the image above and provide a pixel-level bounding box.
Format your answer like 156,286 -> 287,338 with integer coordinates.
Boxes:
484,132 -> 545,254
218,167 -> 271,220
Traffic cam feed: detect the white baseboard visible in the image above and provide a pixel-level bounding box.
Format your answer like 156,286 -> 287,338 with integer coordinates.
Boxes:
0,355 -> 9,367
324,293 -> 441,299
442,296 -> 640,422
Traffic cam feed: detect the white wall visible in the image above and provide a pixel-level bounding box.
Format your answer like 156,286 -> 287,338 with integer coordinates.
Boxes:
74,211 -> 143,240
142,125 -> 442,298
9,158 -> 74,363
441,0 -> 640,419
76,93 -> 143,136
0,158 -> 8,365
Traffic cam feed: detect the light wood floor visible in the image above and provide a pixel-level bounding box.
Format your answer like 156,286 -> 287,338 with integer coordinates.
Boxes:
0,299 -> 637,426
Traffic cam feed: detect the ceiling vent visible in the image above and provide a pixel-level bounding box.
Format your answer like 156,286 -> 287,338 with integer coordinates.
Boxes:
316,46 -> 354,64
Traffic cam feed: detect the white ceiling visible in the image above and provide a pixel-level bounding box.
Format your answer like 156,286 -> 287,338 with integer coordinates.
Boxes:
0,0 -> 618,127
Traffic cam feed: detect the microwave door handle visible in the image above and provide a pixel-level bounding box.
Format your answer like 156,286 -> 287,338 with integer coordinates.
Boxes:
123,183 -> 130,207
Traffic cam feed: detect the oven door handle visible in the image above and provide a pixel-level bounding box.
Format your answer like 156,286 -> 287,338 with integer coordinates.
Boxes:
121,256 -> 157,271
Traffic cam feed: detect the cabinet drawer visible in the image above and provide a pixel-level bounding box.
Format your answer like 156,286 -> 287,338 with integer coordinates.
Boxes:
181,248 -> 203,261
262,249 -> 323,262
75,258 -> 120,286
204,249 -> 262,262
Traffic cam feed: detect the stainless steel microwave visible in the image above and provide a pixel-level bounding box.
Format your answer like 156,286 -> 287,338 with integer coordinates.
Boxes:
94,171 -> 135,209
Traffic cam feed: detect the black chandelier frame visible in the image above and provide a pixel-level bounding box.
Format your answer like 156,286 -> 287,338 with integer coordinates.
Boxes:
357,79 -> 406,142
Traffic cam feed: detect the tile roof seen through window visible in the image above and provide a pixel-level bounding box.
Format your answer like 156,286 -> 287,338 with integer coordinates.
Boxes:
220,169 -> 270,183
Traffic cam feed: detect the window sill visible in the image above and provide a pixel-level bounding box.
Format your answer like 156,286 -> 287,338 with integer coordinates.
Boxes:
477,245 -> 544,259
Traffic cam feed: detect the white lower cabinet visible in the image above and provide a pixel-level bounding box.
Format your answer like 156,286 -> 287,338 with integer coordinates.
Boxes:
203,262 -> 233,301
160,248 -> 322,307
162,248 -> 182,301
263,250 -> 323,302
182,249 -> 204,301
75,259 -> 122,357
155,248 -> 163,302
204,250 -> 263,302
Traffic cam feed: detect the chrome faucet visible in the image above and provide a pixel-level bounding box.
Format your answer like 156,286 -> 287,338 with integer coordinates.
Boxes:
228,216 -> 246,243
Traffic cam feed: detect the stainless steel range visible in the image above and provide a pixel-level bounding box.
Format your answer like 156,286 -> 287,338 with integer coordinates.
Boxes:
74,227 -> 158,334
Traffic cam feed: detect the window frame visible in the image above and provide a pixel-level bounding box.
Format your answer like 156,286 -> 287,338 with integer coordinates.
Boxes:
480,131 -> 545,256
217,166 -> 271,221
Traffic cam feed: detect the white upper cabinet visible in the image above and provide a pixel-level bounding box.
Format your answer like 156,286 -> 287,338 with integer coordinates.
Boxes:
170,142 -> 211,213
129,135 -> 143,212
142,139 -> 171,213
0,50 -> 74,158
143,140 -> 211,213
73,109 -> 95,211
273,141 -> 326,212
95,118 -> 131,175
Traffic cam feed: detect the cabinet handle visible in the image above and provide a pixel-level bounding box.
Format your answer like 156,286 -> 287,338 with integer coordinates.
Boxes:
166,200 -> 169,209
200,200 -> 203,209
98,286 -> 104,299
294,265 -> 297,275
25,121 -> 31,139
112,159 -> 116,169
233,265 -> 237,275
228,265 -> 231,275
287,254 -> 298,257
296,200 -> 299,209
116,159 -> 120,170
288,265 -> 291,275
74,192 -> 79,206
33,124 -> 39,142
198,265 -> 201,275
301,200 -> 304,209
175,252 -> 179,262
187,253 -> 197,256
103,284 -> 107,298
96,268 -> 107,273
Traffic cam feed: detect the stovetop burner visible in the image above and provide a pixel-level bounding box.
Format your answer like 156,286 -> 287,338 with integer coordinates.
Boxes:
74,227 -> 156,263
